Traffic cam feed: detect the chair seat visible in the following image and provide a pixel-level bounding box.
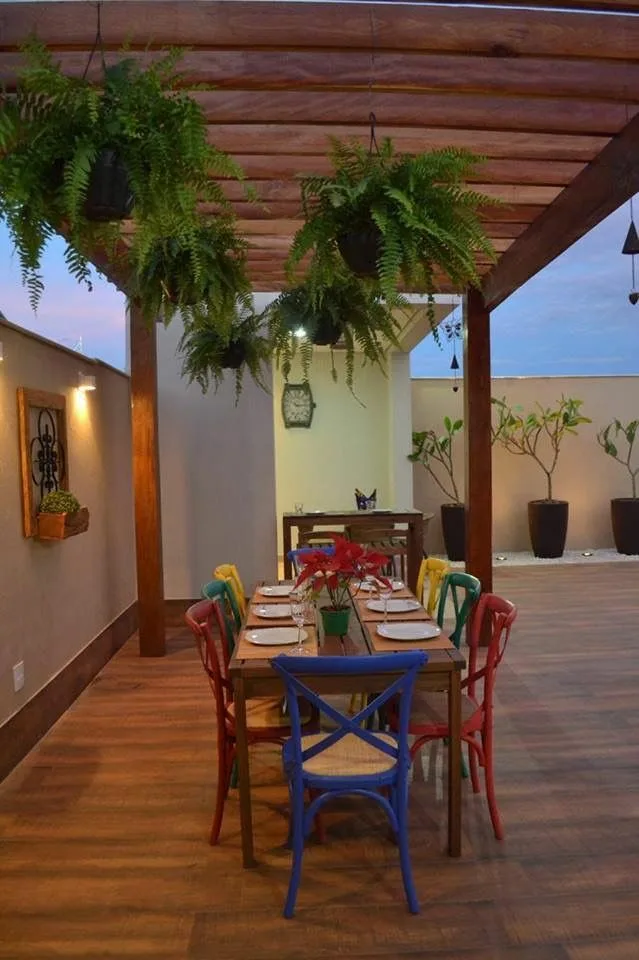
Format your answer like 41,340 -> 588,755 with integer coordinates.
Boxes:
296,731 -> 398,777
408,691 -> 480,735
227,697 -> 311,731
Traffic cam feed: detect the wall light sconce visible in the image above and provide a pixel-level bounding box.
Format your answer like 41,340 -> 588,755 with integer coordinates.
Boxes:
78,372 -> 96,392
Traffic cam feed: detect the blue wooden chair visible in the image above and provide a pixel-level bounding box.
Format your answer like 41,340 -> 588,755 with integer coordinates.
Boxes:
287,544 -> 335,576
271,651 -> 427,918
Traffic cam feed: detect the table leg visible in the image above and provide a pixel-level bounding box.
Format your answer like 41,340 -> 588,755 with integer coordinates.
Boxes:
234,678 -> 257,868
283,518 -> 293,581
447,669 -> 462,857
406,515 -> 424,594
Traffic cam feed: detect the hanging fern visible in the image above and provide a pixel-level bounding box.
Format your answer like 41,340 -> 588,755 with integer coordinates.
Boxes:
287,137 -> 498,329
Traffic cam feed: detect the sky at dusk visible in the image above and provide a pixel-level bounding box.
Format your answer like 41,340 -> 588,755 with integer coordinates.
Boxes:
1,197 -> 638,377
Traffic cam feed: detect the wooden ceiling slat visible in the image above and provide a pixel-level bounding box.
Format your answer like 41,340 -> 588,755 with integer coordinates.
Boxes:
2,51 -> 637,104
483,113 -> 639,309
208,126 -> 607,163
1,2 -> 636,61
383,0 -> 639,11
193,91 -> 636,137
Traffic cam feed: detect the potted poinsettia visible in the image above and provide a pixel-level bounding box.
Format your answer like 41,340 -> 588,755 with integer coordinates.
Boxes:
597,418 -> 639,555
409,418 -> 465,561
295,536 -> 389,636
286,136 -> 497,330
37,490 -> 89,540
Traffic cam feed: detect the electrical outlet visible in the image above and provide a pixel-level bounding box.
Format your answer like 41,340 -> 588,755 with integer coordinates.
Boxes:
12,661 -> 24,693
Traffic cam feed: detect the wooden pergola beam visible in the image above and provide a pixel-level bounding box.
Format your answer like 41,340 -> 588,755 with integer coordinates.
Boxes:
482,112 -> 639,310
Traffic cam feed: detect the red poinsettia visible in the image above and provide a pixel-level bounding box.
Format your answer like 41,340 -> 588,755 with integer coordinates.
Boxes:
295,536 -> 390,610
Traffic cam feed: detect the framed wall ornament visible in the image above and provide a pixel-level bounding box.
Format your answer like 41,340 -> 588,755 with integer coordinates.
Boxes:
17,388 -> 69,538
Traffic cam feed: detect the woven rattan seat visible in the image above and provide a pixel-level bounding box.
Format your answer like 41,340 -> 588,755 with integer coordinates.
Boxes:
298,731 -> 398,776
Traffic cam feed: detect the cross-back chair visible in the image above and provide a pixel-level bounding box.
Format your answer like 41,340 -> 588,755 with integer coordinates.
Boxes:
201,578 -> 242,637
416,556 -> 451,615
436,571 -> 481,649
213,563 -> 247,616
287,544 -> 335,576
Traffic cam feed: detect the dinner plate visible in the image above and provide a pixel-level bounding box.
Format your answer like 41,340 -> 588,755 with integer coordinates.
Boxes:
246,628 -> 307,646
366,598 -> 421,614
252,604 -> 292,619
258,584 -> 293,597
354,579 -> 404,592
376,622 -> 441,641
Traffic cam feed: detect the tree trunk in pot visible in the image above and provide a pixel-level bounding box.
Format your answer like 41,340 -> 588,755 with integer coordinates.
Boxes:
528,500 -> 568,558
611,498 -> 639,555
441,502 -> 465,561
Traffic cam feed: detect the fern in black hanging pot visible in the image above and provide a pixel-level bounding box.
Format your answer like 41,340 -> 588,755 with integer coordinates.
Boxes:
220,338 -> 247,370
311,313 -> 342,346
83,147 -> 133,222
337,218 -> 383,279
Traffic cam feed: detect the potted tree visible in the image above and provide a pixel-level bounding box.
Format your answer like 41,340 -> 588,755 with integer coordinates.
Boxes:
286,136 -> 497,330
178,304 -> 272,403
409,418 -> 464,561
0,41 -> 247,317
597,418 -> 639,555
295,536 -> 389,636
264,269 -> 408,394
37,491 -> 89,540
492,396 -> 591,558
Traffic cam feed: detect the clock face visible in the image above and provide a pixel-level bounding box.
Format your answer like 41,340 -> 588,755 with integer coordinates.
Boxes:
282,383 -> 315,428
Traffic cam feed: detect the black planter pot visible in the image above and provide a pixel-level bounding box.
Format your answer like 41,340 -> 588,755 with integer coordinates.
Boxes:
528,500 -> 568,558
84,148 -> 133,222
220,340 -> 246,370
611,498 -> 639,555
312,314 -> 342,346
337,222 -> 383,278
441,502 -> 465,562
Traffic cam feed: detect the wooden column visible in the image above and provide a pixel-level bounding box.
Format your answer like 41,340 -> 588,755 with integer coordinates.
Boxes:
463,287 -> 493,597
130,302 -> 166,656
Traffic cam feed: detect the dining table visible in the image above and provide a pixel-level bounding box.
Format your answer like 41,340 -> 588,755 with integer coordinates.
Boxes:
229,578 -> 466,868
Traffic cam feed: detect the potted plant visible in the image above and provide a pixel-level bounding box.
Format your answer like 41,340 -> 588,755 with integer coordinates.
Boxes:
492,396 -> 591,558
36,490 -> 89,540
409,418 -> 464,561
286,136 -> 497,330
264,269 -> 407,393
178,304 -> 272,403
597,418 -> 639,555
294,536 -> 389,636
0,40 -> 247,316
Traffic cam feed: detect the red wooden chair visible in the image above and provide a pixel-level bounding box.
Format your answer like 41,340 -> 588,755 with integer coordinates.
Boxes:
402,593 -> 517,840
185,598 -> 315,844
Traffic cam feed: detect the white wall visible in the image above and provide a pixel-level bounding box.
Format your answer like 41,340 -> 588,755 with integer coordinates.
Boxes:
411,376 -> 639,553
156,319 -> 278,597
0,319 -> 135,727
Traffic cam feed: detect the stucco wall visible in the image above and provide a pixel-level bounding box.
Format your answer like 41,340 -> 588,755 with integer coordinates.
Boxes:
0,319 -> 135,727
412,376 -> 639,554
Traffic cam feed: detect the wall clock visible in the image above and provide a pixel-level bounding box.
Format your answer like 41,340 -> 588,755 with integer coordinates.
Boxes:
281,382 -> 316,429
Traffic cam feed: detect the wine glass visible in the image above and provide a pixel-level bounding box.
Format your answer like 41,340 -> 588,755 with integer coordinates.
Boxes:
379,579 -> 393,622
290,589 -> 312,656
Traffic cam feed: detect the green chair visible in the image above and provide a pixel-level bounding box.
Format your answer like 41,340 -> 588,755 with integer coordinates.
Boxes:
436,572 -> 481,649
201,579 -> 242,648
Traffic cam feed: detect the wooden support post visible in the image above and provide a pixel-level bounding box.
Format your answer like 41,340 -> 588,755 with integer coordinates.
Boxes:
464,288 -> 493,601
129,301 -> 166,657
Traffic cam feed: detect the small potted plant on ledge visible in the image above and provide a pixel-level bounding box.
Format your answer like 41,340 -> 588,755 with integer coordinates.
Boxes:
409,418 -> 464,561
492,396 -> 591,558
37,490 -> 89,540
295,536 -> 389,636
597,418 -> 639,555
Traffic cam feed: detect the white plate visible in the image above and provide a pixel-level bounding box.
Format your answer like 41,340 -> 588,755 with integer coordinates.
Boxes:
366,598 -> 421,614
355,579 -> 404,592
258,584 -> 293,597
246,628 -> 307,646
376,622 -> 441,641
252,604 -> 292,619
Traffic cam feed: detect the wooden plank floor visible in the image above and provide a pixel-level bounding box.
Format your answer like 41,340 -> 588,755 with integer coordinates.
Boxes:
1,563 -> 639,959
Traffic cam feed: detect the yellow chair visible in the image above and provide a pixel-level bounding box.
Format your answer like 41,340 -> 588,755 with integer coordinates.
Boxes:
416,557 -> 451,616
213,563 -> 247,616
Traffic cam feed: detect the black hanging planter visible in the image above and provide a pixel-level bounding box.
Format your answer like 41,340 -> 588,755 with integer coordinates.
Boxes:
337,220 -> 383,278
312,314 -> 342,346
528,500 -> 569,558
220,339 -> 246,370
84,148 -> 134,222
441,502 -> 465,562
611,498 -> 639,555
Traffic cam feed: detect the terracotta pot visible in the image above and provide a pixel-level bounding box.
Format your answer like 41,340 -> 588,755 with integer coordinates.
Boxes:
37,506 -> 90,540
611,498 -> 639,555
528,500 -> 568,558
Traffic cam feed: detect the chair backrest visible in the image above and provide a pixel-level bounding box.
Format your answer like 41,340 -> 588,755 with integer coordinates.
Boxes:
436,572 -> 481,649
416,557 -> 450,613
287,544 -> 335,575
213,563 -> 246,615
297,529 -> 345,548
201,579 -> 242,639
184,599 -> 234,727
272,652 -> 427,774
465,593 -> 517,722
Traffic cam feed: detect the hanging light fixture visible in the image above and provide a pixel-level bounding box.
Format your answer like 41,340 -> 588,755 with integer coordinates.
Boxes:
622,195 -> 639,305
442,302 -> 462,392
